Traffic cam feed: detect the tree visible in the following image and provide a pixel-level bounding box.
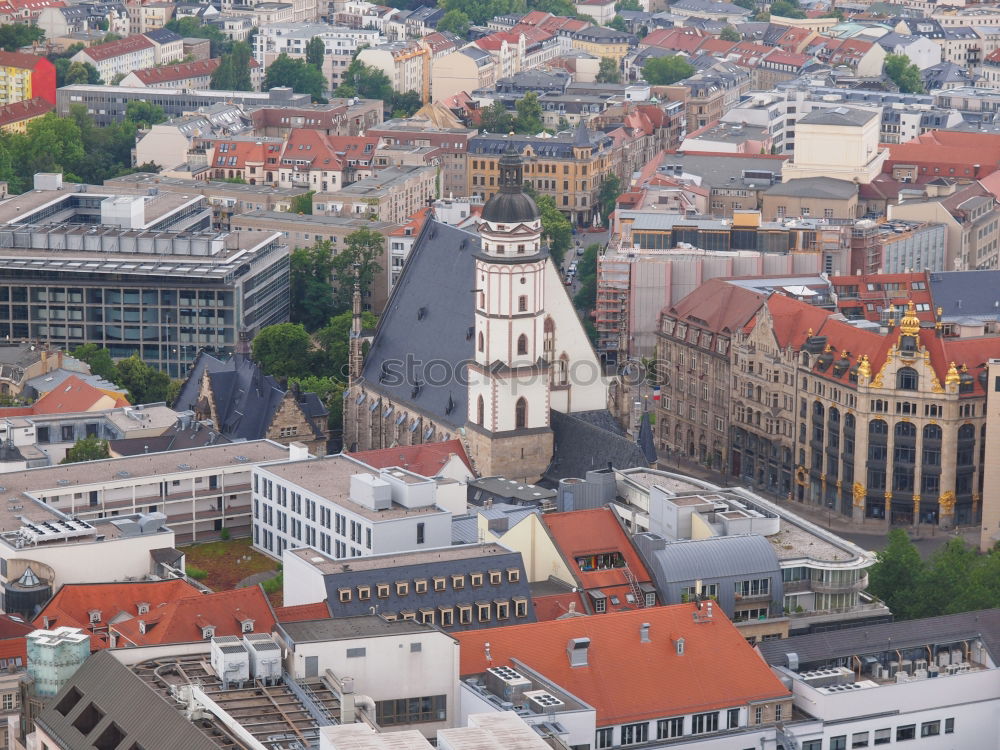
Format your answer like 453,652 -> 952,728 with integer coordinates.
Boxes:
72,343 -> 118,382
867,529 -> 925,620
290,190 -> 315,215
732,0 -> 754,8
608,15 -> 627,32
61,436 -> 111,464
116,354 -> 171,404
331,229 -> 385,310
0,24 -> 43,51
313,309 -> 378,379
769,0 -> 806,17
125,100 -> 166,128
211,42 -> 253,91
642,55 -> 695,85
390,90 -> 423,118
264,53 -> 327,101
526,186 -> 573,266
437,0 -> 527,27
479,101 -> 513,133
573,242 -> 600,311
720,25 -> 741,41
290,375 -> 347,428
166,17 -> 230,57
22,115 -> 85,179
252,323 -> 314,379
514,91 -> 543,134
334,59 -> 393,101
884,53 -> 924,94
597,174 -> 620,226
306,36 -> 325,68
615,0 -> 642,9
59,60 -> 101,86
437,9 -> 471,36
290,240 -> 337,331
597,56 -> 622,83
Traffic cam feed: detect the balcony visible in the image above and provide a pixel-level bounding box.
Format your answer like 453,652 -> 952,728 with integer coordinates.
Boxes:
734,591 -> 772,604
810,571 -> 869,595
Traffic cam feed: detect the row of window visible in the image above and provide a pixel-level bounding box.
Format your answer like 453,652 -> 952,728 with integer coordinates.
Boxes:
803,718 -> 954,749
380,599 -> 530,626
337,570 -> 521,603
595,705 -> 778,748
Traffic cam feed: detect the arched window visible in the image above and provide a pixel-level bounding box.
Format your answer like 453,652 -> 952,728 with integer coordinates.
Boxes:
477,395 -> 484,426
923,424 -> 942,441
895,422 -> 916,439
869,419 -> 887,436
517,334 -> 528,355
515,397 -> 527,429
896,367 -> 919,391
478,331 -> 484,353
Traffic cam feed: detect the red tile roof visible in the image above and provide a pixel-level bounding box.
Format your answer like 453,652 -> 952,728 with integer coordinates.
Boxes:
212,140 -> 281,170
0,51 -> 48,70
111,587 -> 276,646
884,131 -> 1000,180
388,206 -> 431,238
0,374 -> 129,418
532,591 -> 587,621
765,292 -> 836,349
130,57 -> 219,85
668,278 -> 767,335
79,34 -> 154,62
35,580 -> 203,649
454,605 -> 790,724
0,96 -> 52,127
279,130 -> 379,172
543,507 -> 654,598
273,601 -> 331,622
349,438 -> 473,477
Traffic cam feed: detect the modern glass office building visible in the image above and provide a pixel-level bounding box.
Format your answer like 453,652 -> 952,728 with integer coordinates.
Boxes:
0,225 -> 289,377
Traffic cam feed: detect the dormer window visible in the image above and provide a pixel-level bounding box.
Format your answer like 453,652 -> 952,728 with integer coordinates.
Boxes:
202,626 -> 215,640
137,603 -> 150,616
88,610 -> 101,624
241,620 -> 254,633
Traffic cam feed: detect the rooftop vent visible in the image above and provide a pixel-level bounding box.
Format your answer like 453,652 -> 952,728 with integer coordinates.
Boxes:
567,637 -> 590,667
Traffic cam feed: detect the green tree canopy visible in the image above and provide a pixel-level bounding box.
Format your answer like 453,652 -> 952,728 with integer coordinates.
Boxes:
335,59 -> 393,100
331,228 -> 385,310
615,0 -> 642,9
211,42 -> 254,92
0,24 -> 43,51
166,17 -> 231,56
770,0 -> 806,17
642,55 -> 695,85
125,100 -> 167,129
61,436 -> 111,464
264,53 -> 328,101
720,25 -> 741,41
525,186 -> 572,266
514,91 -> 543,134
884,53 -> 924,93
437,0 -> 526,27
867,529 -> 925,620
608,15 -> 627,31
479,101 -> 514,134
252,323 -> 314,379
306,36 -> 325,68
597,174 -> 620,227
72,343 -> 118,382
313,309 -> 378,379
290,190 -> 315,215
56,59 -> 102,86
290,239 -> 337,331
116,354 -> 171,403
597,56 -> 622,83
437,9 -> 471,36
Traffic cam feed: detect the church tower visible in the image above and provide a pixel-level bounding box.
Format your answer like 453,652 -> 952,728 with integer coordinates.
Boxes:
465,145 -> 554,481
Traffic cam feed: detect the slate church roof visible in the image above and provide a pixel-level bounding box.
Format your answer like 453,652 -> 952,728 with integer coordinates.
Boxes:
359,219 -> 480,427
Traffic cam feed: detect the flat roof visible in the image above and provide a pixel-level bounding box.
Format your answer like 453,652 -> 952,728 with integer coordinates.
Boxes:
280,615 -> 432,642
233,210 -> 394,230
260,456 -> 446,521
106,172 -> 308,197
288,542 -> 513,574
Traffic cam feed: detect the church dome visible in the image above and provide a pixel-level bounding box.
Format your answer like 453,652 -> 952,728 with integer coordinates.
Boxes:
481,145 -> 540,225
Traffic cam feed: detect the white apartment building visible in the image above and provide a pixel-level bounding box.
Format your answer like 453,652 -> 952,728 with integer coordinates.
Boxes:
71,34 -> 156,84
218,0 -> 320,22
758,611 -> 1000,750
251,454 -> 455,561
356,40 -> 429,101
254,22 -> 382,89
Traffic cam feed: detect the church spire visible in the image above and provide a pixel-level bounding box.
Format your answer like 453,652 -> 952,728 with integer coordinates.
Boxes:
349,263 -> 363,387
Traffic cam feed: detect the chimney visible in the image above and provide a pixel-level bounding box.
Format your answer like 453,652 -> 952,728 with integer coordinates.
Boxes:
640,622 -> 651,643
567,637 -> 590,667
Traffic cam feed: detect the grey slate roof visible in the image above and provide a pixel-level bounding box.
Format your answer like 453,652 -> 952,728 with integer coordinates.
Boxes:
764,176 -> 858,199
758,608 -> 1000,667
143,28 -> 183,44
797,106 -> 878,127
315,544 -> 536,630
544,409 -> 651,482
359,219 -> 478,427
929,269 -> 1000,318
636,533 -> 781,583
175,351 -> 327,441
278,615 -> 435,644
36,650 -> 219,750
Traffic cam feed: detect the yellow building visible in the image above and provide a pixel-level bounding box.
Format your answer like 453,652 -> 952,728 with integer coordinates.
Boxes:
0,52 -> 55,108
467,125 -> 615,225
571,25 -> 631,64
0,97 -> 53,133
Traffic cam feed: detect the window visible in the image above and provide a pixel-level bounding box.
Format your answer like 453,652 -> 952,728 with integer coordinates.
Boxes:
691,712 -> 719,734
727,708 -> 739,729
415,579 -> 428,594
477,602 -> 490,621
517,334 -> 528,355
377,584 -> 390,598
358,586 -> 371,600
896,367 -> 918,390
338,588 -> 351,603
754,706 -> 763,725
920,721 -> 940,737
658,718 -> 683,739
620,723 -> 649,745
433,577 -> 446,591
830,736 -> 847,750
376,695 -> 446,726
514,598 -> 528,617
346,647 -> 366,658
471,573 -> 484,587
515,397 -> 527,429
895,725 -> 915,741
945,719 -> 954,734
507,569 -> 520,583
452,575 -> 465,589
495,600 -> 509,619
873,728 -> 890,745
477,395 -> 484,425
851,732 -> 869,748
594,596 -> 607,613
416,522 -> 425,545
439,607 -> 454,627
802,743 -> 821,750
420,609 -> 434,625
489,570 -> 502,585
518,295 -> 528,312
775,704 -> 782,721
596,728 -> 613,749
458,604 -> 472,624
396,581 -> 409,596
